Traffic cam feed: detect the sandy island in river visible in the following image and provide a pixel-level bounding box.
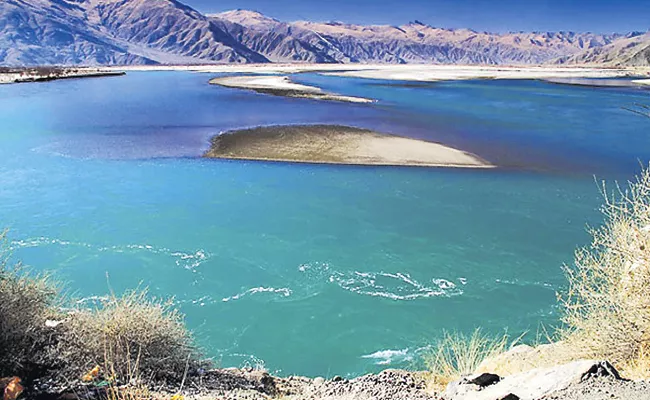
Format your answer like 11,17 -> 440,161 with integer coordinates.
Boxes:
209,75 -> 374,103
204,125 -> 492,168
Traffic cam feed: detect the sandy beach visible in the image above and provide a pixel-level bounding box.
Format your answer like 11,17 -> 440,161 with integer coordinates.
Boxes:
209,75 -> 374,103
204,125 -> 492,168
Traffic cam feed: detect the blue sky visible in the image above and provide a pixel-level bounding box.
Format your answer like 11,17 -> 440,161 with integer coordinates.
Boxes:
184,0 -> 650,33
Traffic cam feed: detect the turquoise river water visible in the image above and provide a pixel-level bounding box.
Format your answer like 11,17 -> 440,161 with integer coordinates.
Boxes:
0,71 -> 649,377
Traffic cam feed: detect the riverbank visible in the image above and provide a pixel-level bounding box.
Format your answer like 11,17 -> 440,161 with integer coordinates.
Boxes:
204,125 -> 492,168
209,75 -> 374,103
111,64 -> 647,83
0,67 -> 125,84
30,361 -> 650,400
169,359 -> 650,400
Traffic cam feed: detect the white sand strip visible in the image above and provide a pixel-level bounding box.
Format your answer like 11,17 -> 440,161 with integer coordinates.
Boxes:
209,75 -> 374,103
633,79 -> 650,86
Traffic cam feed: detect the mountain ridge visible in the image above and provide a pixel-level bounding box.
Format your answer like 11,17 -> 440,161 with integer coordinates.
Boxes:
0,0 -> 646,66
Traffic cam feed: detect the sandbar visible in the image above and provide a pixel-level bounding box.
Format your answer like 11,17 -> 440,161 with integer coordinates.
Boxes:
209,75 -> 374,103
204,125 -> 492,168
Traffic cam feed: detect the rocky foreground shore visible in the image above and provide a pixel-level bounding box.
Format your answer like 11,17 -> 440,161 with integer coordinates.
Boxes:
125,359 -> 649,400
29,359 -> 646,400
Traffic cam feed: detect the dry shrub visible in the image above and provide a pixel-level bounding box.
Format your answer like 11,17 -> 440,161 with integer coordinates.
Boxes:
60,289 -> 199,384
104,384 -> 155,400
424,329 -> 509,392
0,230 -> 61,378
0,230 -> 203,388
560,167 -> 650,374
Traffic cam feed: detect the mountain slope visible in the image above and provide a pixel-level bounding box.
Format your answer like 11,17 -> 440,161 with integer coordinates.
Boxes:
213,10 -> 625,65
210,10 -> 345,63
88,0 -> 267,63
0,0 -> 268,66
558,32 -> 650,66
0,0 -> 153,65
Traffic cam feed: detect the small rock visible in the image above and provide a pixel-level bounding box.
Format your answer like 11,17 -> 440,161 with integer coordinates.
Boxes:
332,376 -> 344,382
581,361 -> 621,381
45,319 -> 65,328
468,373 -> 501,388
313,377 -> 325,386
498,394 -> 520,400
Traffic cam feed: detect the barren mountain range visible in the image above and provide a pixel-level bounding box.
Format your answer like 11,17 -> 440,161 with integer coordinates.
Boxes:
1,0 -> 648,66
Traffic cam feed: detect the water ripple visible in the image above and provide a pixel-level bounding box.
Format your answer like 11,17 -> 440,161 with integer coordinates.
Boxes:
298,262 -> 464,301
222,287 -> 293,303
10,236 -> 211,272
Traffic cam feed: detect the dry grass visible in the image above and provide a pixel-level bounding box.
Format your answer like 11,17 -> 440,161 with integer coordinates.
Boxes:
559,167 -> 650,377
0,230 -> 61,378
618,343 -> 650,381
104,384 -> 156,400
424,329 -> 509,392
59,289 -> 199,384
0,229 -> 202,389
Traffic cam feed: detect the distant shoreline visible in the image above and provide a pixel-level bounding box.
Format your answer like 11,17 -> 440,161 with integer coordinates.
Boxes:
0,67 -> 125,84
110,64 -> 646,83
204,125 -> 492,168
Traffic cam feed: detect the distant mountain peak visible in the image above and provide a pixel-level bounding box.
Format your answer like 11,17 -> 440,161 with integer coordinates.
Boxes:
214,9 -> 281,25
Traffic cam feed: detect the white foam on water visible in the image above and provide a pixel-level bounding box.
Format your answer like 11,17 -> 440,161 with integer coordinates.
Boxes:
432,278 -> 456,290
190,295 -> 214,307
75,295 -> 109,305
298,263 -> 463,301
231,353 -> 267,371
222,286 -> 293,302
495,278 -> 555,289
361,348 -> 412,365
10,236 -> 211,272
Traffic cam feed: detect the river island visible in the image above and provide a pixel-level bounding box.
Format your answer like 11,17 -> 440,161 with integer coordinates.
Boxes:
204,125 -> 492,168
209,75 -> 374,103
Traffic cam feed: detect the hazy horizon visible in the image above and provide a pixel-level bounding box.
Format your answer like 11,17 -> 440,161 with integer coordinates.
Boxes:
183,0 -> 650,34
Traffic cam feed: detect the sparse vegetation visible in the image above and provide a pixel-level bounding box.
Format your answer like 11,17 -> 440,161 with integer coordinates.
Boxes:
559,166 -> 650,377
0,230 -> 200,390
424,329 -> 509,391
0,230 -> 61,379
59,289 -> 200,384
422,167 -> 650,387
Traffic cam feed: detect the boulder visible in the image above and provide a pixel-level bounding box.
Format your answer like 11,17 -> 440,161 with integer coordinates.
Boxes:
468,373 -> 501,387
443,360 -> 621,400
